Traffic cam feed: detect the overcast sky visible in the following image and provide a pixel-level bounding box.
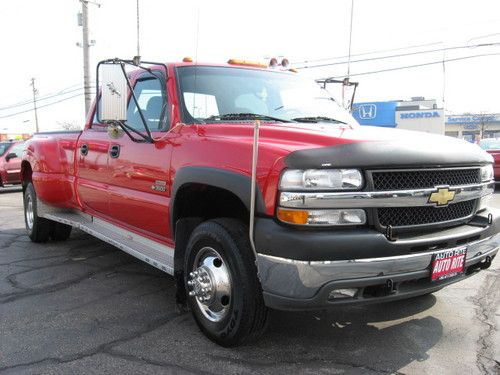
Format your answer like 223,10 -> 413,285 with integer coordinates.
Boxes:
0,0 -> 499,133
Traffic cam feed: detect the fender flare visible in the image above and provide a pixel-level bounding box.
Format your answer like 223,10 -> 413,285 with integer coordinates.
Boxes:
170,166 -> 266,232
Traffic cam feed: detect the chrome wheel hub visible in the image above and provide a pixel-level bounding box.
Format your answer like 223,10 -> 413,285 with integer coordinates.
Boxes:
26,195 -> 34,230
188,247 -> 232,322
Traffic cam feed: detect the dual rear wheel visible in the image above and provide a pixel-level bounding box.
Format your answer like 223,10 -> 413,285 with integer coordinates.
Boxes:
24,182 -> 72,242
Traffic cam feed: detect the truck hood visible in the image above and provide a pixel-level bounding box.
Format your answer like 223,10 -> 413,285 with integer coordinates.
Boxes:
257,122 -> 493,169
199,121 -> 492,169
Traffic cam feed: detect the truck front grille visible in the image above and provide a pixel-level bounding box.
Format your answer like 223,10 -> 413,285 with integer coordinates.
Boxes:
372,168 -> 481,190
377,200 -> 476,228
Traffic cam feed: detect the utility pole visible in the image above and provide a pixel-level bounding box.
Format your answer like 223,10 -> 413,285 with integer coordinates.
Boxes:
81,0 -> 92,116
30,78 -> 39,133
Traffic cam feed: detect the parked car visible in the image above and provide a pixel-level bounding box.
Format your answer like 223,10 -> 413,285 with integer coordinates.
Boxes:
0,141 -> 24,187
20,58 -> 498,346
479,138 -> 500,181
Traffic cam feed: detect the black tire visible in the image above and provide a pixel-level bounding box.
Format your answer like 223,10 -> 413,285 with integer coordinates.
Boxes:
24,182 -> 51,242
184,218 -> 268,347
50,222 -> 72,241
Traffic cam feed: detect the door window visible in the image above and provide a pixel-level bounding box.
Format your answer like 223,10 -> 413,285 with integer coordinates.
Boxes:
126,75 -> 168,131
8,143 -> 24,157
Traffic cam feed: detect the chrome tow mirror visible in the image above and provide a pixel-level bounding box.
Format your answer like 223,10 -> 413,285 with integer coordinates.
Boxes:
98,63 -> 128,122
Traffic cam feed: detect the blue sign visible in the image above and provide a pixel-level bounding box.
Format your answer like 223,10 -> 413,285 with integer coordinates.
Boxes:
352,101 -> 397,127
446,115 -> 499,124
400,111 -> 440,119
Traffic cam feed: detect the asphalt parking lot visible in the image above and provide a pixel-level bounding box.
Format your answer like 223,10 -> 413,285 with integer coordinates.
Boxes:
0,187 -> 498,375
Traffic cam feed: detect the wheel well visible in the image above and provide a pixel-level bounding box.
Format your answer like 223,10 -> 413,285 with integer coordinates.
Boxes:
172,184 -> 250,308
21,161 -> 32,191
173,183 -> 249,233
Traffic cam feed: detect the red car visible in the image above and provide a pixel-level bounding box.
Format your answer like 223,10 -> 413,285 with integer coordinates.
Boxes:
479,138 -> 500,182
0,141 -> 24,187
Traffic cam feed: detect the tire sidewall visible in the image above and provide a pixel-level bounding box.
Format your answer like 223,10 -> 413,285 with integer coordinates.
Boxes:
24,183 -> 36,237
184,221 -> 253,344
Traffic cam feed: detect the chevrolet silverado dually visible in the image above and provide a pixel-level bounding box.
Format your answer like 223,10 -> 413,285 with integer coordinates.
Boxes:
21,58 -> 498,346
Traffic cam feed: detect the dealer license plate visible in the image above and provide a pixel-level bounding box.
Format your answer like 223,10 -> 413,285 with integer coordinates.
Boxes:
431,247 -> 467,281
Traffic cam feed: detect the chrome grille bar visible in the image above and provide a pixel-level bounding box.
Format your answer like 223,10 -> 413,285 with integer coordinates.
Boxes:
279,182 -> 494,209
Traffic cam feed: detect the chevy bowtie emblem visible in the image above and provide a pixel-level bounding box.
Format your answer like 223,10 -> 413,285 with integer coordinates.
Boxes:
428,187 -> 456,207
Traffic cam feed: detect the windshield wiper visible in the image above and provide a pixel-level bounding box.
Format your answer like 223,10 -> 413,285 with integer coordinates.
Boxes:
204,113 -> 291,123
291,116 -> 347,124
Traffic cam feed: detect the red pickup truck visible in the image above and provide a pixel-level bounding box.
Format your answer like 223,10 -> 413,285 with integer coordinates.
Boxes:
21,58 -> 498,346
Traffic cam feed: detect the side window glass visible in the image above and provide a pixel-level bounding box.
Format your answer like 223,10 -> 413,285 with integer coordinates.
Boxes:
126,75 -> 167,131
183,92 -> 219,119
92,103 -> 101,127
9,143 -> 24,157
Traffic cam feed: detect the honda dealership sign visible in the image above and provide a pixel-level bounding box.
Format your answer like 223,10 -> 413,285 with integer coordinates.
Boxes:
352,101 -> 398,127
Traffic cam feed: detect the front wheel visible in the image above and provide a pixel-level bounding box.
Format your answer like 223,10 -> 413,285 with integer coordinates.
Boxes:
184,218 -> 268,346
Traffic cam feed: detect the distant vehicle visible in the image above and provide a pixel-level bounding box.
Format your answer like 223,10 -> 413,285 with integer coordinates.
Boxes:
479,138 -> 500,182
0,141 -> 24,187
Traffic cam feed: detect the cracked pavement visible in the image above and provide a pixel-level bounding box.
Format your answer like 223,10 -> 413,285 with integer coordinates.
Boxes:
0,187 -> 498,374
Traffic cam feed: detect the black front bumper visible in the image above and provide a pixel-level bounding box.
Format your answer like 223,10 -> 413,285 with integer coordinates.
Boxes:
254,209 -> 500,310
255,209 -> 500,261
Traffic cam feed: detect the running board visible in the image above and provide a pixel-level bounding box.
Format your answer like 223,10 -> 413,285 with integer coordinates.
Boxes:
38,202 -> 174,275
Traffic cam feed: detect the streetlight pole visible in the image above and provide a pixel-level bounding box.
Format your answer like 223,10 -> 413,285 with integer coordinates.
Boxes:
30,78 -> 39,133
81,0 -> 92,116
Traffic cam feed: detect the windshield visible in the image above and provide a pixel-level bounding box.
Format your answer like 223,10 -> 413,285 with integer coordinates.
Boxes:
176,66 -> 357,125
479,138 -> 500,150
0,142 -> 11,157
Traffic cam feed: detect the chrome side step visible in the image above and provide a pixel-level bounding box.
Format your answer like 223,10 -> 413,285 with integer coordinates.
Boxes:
38,201 -> 174,275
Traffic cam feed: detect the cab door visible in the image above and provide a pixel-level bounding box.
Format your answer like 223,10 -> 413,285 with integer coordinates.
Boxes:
76,120 -> 111,217
107,69 -> 175,241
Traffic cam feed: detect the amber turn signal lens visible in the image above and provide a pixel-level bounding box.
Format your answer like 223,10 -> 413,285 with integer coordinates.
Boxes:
277,208 -> 309,225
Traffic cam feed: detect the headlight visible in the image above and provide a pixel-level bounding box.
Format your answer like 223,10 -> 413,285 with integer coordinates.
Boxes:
481,164 -> 494,182
277,208 -> 366,226
279,169 -> 363,191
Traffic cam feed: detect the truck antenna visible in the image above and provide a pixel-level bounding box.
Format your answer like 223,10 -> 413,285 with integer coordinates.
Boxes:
347,0 -> 355,79
192,7 -> 200,117
135,0 -> 140,59
344,0 -> 355,108
249,120 -> 260,263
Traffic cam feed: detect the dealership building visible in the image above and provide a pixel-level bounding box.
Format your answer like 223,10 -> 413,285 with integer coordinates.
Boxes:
353,98 -> 499,143
0,133 -> 31,141
444,114 -> 500,143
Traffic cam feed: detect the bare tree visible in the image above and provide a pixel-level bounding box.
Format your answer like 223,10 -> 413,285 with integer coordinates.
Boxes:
477,112 -> 493,139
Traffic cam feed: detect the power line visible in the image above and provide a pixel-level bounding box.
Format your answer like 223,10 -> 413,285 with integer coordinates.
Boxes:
293,41 -> 444,65
296,42 -> 500,69
0,93 -> 84,119
322,52 -> 500,79
0,86 -> 94,111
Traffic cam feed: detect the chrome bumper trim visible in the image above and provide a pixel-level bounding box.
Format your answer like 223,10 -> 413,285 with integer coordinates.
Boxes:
279,181 -> 494,209
256,233 -> 500,299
